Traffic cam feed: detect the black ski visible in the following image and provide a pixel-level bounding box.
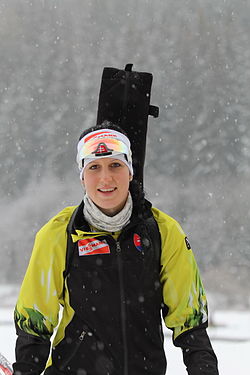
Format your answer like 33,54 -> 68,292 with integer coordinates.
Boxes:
96,63 -> 159,187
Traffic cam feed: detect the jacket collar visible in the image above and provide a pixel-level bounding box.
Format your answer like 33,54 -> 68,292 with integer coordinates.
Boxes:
69,198 -> 153,239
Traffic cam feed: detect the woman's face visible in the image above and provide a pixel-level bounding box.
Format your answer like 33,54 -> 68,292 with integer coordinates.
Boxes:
82,157 -> 131,216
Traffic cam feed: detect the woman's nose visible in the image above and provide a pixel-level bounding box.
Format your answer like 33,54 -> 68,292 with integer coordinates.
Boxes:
99,168 -> 113,182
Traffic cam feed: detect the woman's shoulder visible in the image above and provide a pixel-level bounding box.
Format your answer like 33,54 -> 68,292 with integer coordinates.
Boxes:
151,206 -> 186,237
37,205 -> 78,237
51,205 -> 78,222
151,206 -> 180,226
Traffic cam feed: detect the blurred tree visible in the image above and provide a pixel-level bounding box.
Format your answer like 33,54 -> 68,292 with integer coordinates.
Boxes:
0,0 -> 250,307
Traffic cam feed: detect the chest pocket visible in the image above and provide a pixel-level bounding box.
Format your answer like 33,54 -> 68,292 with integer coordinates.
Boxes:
119,223 -> 162,302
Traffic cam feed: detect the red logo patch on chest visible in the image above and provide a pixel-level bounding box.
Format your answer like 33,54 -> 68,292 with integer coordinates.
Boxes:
133,233 -> 143,252
78,238 -> 110,256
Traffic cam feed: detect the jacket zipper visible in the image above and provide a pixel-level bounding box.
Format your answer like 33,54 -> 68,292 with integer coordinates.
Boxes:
59,330 -> 87,370
116,241 -> 128,375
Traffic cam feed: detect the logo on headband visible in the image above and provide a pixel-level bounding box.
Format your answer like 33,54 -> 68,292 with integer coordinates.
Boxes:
92,142 -> 113,156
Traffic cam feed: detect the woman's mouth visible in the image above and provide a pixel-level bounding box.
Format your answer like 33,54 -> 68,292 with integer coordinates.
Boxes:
98,188 -> 117,193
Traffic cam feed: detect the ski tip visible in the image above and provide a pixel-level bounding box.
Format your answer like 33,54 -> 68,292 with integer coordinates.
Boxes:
0,364 -> 12,375
0,353 -> 13,375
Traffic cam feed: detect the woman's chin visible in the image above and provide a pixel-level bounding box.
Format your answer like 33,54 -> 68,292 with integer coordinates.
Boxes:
98,205 -> 120,216
94,200 -> 126,217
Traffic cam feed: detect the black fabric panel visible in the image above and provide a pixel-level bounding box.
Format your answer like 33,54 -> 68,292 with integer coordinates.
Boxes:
174,325 -> 219,375
13,326 -> 50,375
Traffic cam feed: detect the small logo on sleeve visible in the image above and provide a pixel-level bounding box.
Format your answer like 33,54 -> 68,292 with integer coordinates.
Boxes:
78,238 -> 110,256
185,237 -> 192,250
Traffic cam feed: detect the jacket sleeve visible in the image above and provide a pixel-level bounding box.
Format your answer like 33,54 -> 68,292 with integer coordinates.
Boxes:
13,207 -> 75,375
174,324 -> 218,375
13,326 -> 51,375
152,207 -> 219,375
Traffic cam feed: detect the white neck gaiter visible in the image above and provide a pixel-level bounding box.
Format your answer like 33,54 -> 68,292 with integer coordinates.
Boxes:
83,192 -> 133,232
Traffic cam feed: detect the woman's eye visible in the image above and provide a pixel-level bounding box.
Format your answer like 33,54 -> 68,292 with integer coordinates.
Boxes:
111,162 -> 121,168
89,164 -> 98,170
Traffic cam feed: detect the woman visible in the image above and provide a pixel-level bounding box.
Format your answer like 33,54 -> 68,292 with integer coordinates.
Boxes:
13,123 -> 219,375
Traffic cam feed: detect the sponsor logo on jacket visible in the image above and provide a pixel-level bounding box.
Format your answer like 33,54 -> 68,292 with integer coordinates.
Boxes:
78,238 -> 110,256
133,233 -> 142,252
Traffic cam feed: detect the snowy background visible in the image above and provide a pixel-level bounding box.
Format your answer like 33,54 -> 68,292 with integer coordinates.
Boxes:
1,0 -> 250,372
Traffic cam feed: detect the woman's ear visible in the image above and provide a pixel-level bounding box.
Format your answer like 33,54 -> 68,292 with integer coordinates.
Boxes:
129,174 -> 133,182
80,168 -> 84,183
80,171 -> 85,187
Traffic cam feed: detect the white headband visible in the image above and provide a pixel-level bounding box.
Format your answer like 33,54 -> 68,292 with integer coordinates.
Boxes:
76,128 -> 133,178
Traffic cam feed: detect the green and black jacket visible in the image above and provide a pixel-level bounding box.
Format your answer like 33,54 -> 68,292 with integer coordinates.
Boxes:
13,201 -> 218,375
